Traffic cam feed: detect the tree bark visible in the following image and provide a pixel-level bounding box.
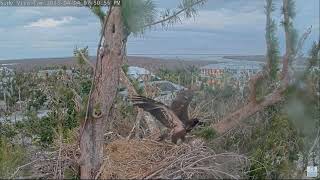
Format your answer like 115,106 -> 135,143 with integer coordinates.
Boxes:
80,6 -> 124,179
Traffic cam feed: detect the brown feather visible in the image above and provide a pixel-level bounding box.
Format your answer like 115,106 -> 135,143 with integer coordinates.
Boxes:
130,92 -> 199,144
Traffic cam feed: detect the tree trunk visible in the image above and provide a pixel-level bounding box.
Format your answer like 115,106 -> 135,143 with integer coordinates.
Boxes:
80,6 -> 124,179
212,88 -> 283,134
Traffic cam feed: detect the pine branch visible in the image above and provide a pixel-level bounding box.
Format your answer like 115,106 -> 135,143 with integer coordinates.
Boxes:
144,0 -> 206,28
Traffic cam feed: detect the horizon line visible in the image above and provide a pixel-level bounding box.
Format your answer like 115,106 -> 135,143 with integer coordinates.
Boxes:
0,53 -> 266,61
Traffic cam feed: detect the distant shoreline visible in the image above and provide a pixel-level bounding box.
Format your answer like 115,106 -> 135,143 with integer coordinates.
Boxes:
0,56 -> 219,72
0,54 -> 265,62
222,55 -> 266,62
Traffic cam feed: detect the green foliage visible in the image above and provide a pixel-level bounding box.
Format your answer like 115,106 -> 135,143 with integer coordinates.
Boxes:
0,137 -> 26,178
89,0 -> 205,36
255,76 -> 277,102
90,6 -> 106,24
247,115 -> 303,179
26,89 -> 47,111
0,120 -> 18,140
16,110 -> 55,146
80,79 -> 92,96
201,83 -> 236,99
281,0 -> 298,56
194,127 -> 216,140
130,78 -> 144,95
157,0 -> 206,28
288,26 -> 298,55
116,97 -> 135,119
15,76 -> 81,147
64,167 -> 80,179
283,0 -> 296,18
306,41 -> 320,70
34,116 -> 57,146
56,86 -> 79,130
121,0 -> 157,35
122,64 -> 129,75
179,0 -> 202,18
265,0 -> 280,80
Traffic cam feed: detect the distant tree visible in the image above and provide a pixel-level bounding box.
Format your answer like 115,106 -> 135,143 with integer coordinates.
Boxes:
212,0 -> 313,134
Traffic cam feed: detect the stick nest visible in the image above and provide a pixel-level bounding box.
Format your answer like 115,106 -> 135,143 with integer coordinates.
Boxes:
102,138 -> 249,179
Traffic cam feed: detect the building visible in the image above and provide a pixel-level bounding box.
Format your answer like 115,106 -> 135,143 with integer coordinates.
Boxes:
146,80 -> 185,95
127,66 -> 157,82
200,62 -> 262,78
200,62 -> 263,88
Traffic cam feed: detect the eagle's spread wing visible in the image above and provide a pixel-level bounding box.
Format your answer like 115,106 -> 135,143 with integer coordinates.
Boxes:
170,90 -> 194,125
130,95 -> 177,128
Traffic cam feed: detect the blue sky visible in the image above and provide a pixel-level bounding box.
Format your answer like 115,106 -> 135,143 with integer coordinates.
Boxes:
0,0 -> 319,60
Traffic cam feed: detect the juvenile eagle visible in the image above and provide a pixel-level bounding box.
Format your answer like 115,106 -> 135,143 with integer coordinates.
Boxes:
130,90 -> 199,144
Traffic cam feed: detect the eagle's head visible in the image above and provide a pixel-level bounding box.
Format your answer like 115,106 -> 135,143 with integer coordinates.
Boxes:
186,118 -> 200,132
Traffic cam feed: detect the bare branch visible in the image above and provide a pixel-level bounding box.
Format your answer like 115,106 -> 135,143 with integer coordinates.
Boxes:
79,51 -> 95,69
294,26 -> 312,58
309,129 -> 320,155
10,160 -> 38,179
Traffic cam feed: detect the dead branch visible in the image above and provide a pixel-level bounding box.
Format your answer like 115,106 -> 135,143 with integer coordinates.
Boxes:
10,160 -> 38,179
294,26 -> 312,58
79,51 -> 95,69
94,157 -> 108,180
53,131 -> 63,179
16,173 -> 51,179
308,129 -> 320,155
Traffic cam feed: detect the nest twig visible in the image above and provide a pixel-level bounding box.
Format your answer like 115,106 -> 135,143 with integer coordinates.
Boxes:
102,138 -> 249,179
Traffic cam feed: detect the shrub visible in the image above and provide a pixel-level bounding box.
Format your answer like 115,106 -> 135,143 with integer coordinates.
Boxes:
0,137 -> 26,178
194,127 -> 216,140
247,115 -> 303,179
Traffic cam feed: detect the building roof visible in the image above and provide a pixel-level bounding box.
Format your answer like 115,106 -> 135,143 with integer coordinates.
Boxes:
147,80 -> 185,92
127,66 -> 152,79
0,66 -> 14,74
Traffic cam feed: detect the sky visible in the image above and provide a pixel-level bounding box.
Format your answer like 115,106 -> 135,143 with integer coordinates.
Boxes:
0,0 -> 319,60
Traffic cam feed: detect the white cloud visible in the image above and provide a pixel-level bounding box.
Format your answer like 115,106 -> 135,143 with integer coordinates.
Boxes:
24,16 -> 74,28
174,9 -> 265,31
